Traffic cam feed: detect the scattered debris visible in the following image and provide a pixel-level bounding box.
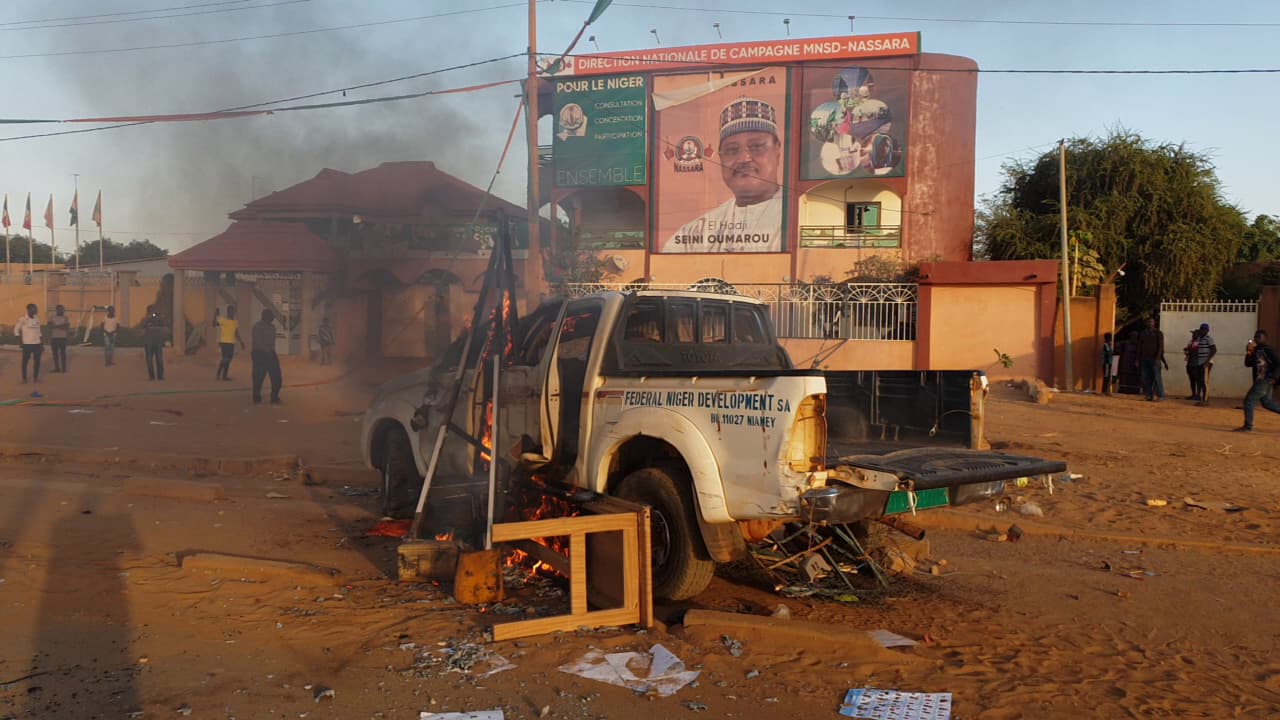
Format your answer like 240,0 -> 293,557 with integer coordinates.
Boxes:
265,491 -> 289,500
419,711 -> 504,720
339,485 -> 379,497
176,705 -> 193,716
67,408 -> 94,414
430,643 -> 515,678
684,702 -> 708,712
312,686 -> 335,703
769,604 -> 791,620
994,497 -> 1010,513
1144,499 -> 1168,507
1018,502 -> 1044,517
869,630 -> 919,649
721,635 -> 744,657
982,531 -> 1008,543
559,644 -> 699,697
1005,524 -> 1024,543
839,688 -> 952,720
746,669 -> 760,679
869,546 -> 916,577
1183,497 -> 1245,512
149,421 -> 176,426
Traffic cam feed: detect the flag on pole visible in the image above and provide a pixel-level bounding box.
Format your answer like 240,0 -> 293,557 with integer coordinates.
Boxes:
69,192 -> 79,226
22,194 -> 31,230
44,195 -> 54,229
91,191 -> 102,227
2,195 -> 9,229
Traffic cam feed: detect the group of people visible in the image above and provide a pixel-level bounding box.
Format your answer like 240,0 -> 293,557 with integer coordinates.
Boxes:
1099,315 -> 1280,431
11,302 -> 288,405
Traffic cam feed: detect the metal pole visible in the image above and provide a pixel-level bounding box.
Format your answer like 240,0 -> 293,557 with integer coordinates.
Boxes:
485,337 -> 501,550
1059,139 -> 1074,391
525,0 -> 543,309
73,174 -> 80,271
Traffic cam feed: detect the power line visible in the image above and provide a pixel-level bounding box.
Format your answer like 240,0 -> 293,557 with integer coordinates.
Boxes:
0,0 -> 254,27
562,0 -> 1280,28
0,0 -> 309,33
0,3 -> 528,60
550,50 -> 1280,74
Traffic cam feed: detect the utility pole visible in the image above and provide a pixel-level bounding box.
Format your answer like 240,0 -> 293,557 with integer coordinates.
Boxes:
73,174 -> 80,271
1059,139 -> 1074,391
524,0 -> 544,309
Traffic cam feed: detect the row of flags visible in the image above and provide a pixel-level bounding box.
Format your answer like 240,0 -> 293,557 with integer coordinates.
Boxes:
0,191 -> 102,232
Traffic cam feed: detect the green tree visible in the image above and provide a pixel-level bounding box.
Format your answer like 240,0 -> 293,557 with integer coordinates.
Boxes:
1,235 -> 62,264
976,130 -> 1251,317
1238,214 -> 1280,263
77,238 -> 168,265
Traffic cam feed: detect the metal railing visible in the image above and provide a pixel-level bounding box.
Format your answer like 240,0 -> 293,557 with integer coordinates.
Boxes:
1160,300 -> 1258,314
564,281 -> 918,341
799,225 -> 902,248
576,229 -> 645,249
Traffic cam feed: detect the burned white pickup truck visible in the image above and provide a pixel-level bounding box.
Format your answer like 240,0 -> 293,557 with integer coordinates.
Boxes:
362,289 -> 1064,600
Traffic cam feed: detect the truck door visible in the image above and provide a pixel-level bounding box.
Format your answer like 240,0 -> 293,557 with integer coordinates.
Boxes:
495,300 -> 563,463
543,299 -> 604,468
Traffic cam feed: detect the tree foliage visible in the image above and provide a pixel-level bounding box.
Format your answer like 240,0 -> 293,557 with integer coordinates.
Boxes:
0,236 -> 166,266
976,130 -> 1251,317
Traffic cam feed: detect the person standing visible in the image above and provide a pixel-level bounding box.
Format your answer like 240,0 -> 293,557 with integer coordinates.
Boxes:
318,315 -> 335,366
101,306 -> 119,366
1101,332 -> 1116,395
48,304 -> 71,373
1236,329 -> 1280,432
214,304 -> 245,381
251,309 -> 282,404
14,303 -> 43,384
1137,317 -> 1168,401
141,305 -> 167,381
1190,323 -> 1216,405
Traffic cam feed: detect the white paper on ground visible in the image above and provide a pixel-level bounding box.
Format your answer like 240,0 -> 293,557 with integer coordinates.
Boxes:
839,688 -> 952,720
559,643 -> 699,697
868,630 -> 919,649
419,711 -> 504,720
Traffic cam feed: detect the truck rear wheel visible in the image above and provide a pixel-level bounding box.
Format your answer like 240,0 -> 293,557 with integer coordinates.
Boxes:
615,467 -> 715,601
380,427 -> 422,519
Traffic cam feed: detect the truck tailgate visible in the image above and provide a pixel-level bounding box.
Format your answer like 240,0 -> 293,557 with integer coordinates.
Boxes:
835,447 -> 1066,490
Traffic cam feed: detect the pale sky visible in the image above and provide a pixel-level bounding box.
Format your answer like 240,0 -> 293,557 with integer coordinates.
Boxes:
0,0 -> 1276,253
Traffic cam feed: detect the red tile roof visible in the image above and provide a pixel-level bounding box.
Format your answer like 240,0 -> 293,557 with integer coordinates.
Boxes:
230,161 -> 525,220
169,221 -> 339,272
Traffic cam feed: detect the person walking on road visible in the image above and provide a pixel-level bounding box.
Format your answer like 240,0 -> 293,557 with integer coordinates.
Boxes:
1138,317 -> 1168,401
48,304 -> 71,373
251,309 -> 282,405
1188,323 -> 1216,405
1101,332 -> 1116,395
14,303 -> 43,384
1235,329 -> 1280,432
141,305 -> 167,381
214,304 -> 246,381
102,306 -> 119,366
318,315 -> 335,366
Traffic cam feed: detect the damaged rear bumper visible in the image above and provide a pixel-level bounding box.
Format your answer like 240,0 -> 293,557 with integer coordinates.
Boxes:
800,477 -> 1033,526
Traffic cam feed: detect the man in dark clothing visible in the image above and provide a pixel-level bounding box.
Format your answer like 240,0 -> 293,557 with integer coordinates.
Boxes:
1188,323 -> 1217,405
1235,329 -> 1280,432
141,305 -> 167,380
251,309 -> 282,404
1137,317 -> 1168,401
48,304 -> 71,373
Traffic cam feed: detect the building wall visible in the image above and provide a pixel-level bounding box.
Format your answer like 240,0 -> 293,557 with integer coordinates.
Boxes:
1160,306 -> 1258,398
781,338 -> 914,370
924,285 -> 1040,377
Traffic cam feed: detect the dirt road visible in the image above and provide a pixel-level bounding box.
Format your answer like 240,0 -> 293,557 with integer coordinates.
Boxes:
1,366 -> 1278,719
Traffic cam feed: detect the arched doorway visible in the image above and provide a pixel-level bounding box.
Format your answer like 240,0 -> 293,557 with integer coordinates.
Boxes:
353,268 -> 402,359
418,269 -> 463,352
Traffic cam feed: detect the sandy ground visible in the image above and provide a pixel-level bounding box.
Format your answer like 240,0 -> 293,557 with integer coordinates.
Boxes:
1,356 -> 1278,719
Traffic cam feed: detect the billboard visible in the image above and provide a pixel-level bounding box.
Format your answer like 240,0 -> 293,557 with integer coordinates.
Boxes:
549,32 -> 920,77
553,74 -> 647,187
801,64 -> 910,180
653,68 -> 789,254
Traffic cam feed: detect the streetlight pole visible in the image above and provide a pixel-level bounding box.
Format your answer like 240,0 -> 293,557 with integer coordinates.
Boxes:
1059,139 -> 1074,391
525,0 -> 544,309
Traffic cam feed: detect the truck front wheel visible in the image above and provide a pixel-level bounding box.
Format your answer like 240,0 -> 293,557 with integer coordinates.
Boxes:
380,427 -> 422,519
615,467 -> 715,601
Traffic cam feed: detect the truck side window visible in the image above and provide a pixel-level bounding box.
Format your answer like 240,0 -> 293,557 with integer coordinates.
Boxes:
623,299 -> 664,343
512,302 -> 562,366
669,299 -> 697,343
700,301 -> 728,344
558,306 -> 600,361
732,304 -> 768,344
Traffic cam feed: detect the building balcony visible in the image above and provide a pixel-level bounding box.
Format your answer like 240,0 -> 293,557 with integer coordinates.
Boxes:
799,225 -> 902,249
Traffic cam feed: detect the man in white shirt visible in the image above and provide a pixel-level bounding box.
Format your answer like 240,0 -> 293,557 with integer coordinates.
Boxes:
102,305 -> 120,366
666,97 -> 784,253
14,303 -> 43,384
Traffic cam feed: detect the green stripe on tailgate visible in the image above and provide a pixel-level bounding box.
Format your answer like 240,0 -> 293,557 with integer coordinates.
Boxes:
885,487 -> 949,515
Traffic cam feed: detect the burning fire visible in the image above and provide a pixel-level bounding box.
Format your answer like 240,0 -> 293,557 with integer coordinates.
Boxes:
479,401 -> 494,464
434,530 -> 455,542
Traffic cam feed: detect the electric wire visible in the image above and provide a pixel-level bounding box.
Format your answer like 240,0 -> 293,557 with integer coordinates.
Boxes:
0,0 -> 309,32
0,0 -> 256,27
561,0 -> 1280,29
